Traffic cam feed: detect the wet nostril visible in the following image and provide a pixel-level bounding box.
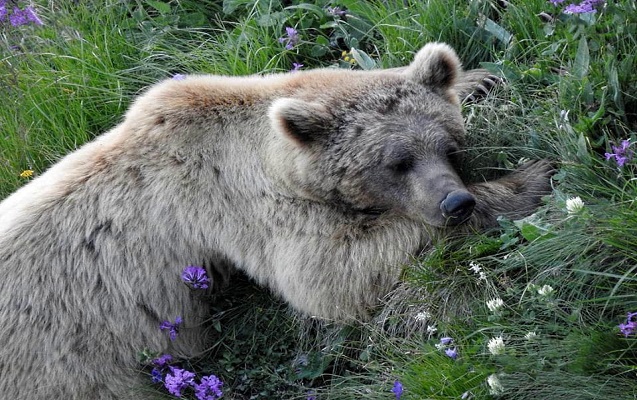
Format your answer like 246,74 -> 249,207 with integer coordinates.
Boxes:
440,190 -> 475,221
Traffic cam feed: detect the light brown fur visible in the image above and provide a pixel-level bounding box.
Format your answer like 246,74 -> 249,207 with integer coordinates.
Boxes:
0,43 -> 552,398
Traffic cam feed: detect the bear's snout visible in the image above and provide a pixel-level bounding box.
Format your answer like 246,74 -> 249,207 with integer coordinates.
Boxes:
440,189 -> 475,224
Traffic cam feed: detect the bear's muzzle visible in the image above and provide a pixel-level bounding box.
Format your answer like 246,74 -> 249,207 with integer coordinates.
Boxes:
440,189 -> 475,225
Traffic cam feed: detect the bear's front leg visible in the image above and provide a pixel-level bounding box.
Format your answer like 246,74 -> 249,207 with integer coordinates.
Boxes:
466,159 -> 555,229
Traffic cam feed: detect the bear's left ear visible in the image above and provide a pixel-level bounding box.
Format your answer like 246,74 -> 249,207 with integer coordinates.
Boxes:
404,42 -> 461,95
269,98 -> 332,146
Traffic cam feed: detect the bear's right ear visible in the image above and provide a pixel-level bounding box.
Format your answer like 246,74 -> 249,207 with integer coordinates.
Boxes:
269,98 -> 332,146
404,42 -> 461,96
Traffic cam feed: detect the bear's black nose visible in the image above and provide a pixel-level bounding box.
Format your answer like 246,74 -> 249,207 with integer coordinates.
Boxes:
440,190 -> 475,224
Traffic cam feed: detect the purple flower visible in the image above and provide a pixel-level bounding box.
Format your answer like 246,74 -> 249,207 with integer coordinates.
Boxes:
182,266 -> 210,289
160,317 -> 183,341
619,311 -> 637,337
279,26 -> 300,50
326,6 -> 347,17
0,3 -> 7,22
172,73 -> 187,81
291,62 -> 304,72
549,0 -> 566,4
152,354 -> 173,368
563,0 -> 604,14
23,6 -> 43,25
7,5 -> 43,26
440,337 -> 453,345
605,139 -> 633,167
164,367 -> 196,397
151,368 -> 163,383
392,380 -> 403,400
445,347 -> 459,359
194,374 -> 223,400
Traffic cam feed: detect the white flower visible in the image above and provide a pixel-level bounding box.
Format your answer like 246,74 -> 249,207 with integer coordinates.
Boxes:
537,284 -> 554,297
414,311 -> 431,321
487,336 -> 505,355
524,331 -> 537,341
487,374 -> 504,395
487,298 -> 505,312
565,196 -> 584,214
434,342 -> 445,350
469,261 -> 482,274
426,325 -> 438,335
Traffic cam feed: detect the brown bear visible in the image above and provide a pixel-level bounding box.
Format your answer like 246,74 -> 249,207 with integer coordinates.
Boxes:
0,43 -> 553,399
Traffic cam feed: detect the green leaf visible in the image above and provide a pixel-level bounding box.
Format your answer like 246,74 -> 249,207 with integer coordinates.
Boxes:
483,17 -> 512,45
223,0 -> 254,15
285,3 -> 325,18
310,44 -> 328,57
573,36 -> 590,79
514,215 -> 556,242
145,0 -> 171,15
480,61 -> 521,81
350,48 -> 376,70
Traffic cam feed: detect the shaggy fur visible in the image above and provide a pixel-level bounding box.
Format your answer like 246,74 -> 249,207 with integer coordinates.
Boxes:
0,43 -> 553,399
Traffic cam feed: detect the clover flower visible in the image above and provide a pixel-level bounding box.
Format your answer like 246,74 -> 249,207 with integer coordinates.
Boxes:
414,311 -> 431,321
445,347 -> 458,359
164,367 -> 196,397
565,196 -> 584,214
487,336 -> 505,355
618,311 -> 637,337
160,317 -> 183,341
605,139 -> 633,167
279,27 -> 300,50
487,374 -> 504,395
537,284 -> 555,297
487,298 -> 505,312
194,374 -> 223,400
524,331 -> 538,341
182,266 -> 210,289
392,380 -> 403,400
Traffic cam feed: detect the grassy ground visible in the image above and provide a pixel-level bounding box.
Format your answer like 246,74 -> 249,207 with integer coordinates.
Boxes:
1,0 -> 636,398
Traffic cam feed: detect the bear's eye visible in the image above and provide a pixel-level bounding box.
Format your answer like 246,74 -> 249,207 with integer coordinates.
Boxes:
387,156 -> 415,174
446,146 -> 461,166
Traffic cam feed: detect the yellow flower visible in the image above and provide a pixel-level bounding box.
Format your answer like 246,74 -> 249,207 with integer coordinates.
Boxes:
341,49 -> 357,65
20,169 -> 34,178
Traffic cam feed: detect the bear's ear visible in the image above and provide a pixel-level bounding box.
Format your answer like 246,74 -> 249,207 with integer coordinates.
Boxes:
404,42 -> 461,92
269,98 -> 332,145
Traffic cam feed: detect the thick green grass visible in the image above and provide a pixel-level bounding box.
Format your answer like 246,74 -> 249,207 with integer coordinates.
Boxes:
1,0 -> 636,399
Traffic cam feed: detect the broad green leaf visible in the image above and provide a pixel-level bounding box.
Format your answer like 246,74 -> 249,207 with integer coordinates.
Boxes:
350,48 -> 376,70
514,215 -> 556,242
146,0 -> 171,15
573,37 -> 590,79
483,17 -> 512,45
285,3 -> 325,17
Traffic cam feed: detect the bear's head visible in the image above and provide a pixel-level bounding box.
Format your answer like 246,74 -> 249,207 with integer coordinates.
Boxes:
268,43 -> 476,227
